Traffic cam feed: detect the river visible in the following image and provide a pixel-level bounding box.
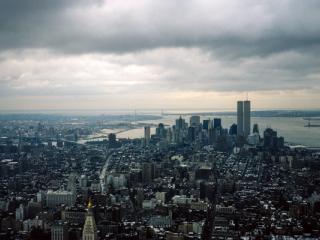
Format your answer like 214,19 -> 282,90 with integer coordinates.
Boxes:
118,115 -> 320,147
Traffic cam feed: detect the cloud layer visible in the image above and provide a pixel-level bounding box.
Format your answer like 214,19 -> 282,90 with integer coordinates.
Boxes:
0,0 -> 319,110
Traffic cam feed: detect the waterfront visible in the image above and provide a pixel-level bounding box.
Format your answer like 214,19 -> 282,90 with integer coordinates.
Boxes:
144,115 -> 320,147
80,115 -> 320,147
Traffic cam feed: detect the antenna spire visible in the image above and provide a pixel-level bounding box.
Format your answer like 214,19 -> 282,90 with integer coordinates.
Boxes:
87,198 -> 93,209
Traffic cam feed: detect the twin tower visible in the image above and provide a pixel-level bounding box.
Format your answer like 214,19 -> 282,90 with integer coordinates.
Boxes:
237,100 -> 251,138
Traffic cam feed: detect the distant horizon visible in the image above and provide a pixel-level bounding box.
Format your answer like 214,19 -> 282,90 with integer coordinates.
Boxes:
1,107 -> 320,116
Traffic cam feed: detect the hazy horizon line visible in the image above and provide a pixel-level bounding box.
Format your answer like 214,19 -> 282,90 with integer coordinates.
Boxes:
1,107 -> 320,115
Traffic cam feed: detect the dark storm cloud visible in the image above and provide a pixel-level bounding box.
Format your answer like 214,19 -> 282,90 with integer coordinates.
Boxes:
0,0 -> 320,109
0,0 -> 101,51
1,0 -> 320,56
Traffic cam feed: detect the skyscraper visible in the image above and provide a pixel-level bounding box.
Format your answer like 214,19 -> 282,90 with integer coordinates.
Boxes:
108,133 -> 117,148
213,118 -> 222,129
144,126 -> 151,145
253,123 -> 259,134
190,115 -> 200,127
142,162 -> 155,183
82,200 -> 97,240
237,100 -> 251,137
237,101 -> 244,137
243,100 -> 251,137
187,126 -> 196,142
202,119 -> 210,130
176,116 -> 186,130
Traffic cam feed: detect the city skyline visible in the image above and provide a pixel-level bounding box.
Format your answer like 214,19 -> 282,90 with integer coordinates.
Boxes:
1,1 -> 320,111
0,98 -> 320,239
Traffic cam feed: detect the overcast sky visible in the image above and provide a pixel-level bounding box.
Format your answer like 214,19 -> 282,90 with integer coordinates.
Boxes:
0,0 -> 319,111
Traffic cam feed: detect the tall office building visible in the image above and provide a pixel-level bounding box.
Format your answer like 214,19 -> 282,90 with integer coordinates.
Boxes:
253,123 -> 259,134
155,123 -> 166,138
202,119 -> 210,130
190,115 -> 200,127
108,133 -> 120,148
237,100 -> 251,137
144,126 -> 151,145
142,162 -> 155,183
213,118 -> 222,129
176,116 -> 186,130
243,100 -> 251,137
187,126 -> 196,142
237,101 -> 244,136
82,200 -> 97,240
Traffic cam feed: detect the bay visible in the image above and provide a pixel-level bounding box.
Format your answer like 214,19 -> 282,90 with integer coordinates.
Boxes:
118,115 -> 320,147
